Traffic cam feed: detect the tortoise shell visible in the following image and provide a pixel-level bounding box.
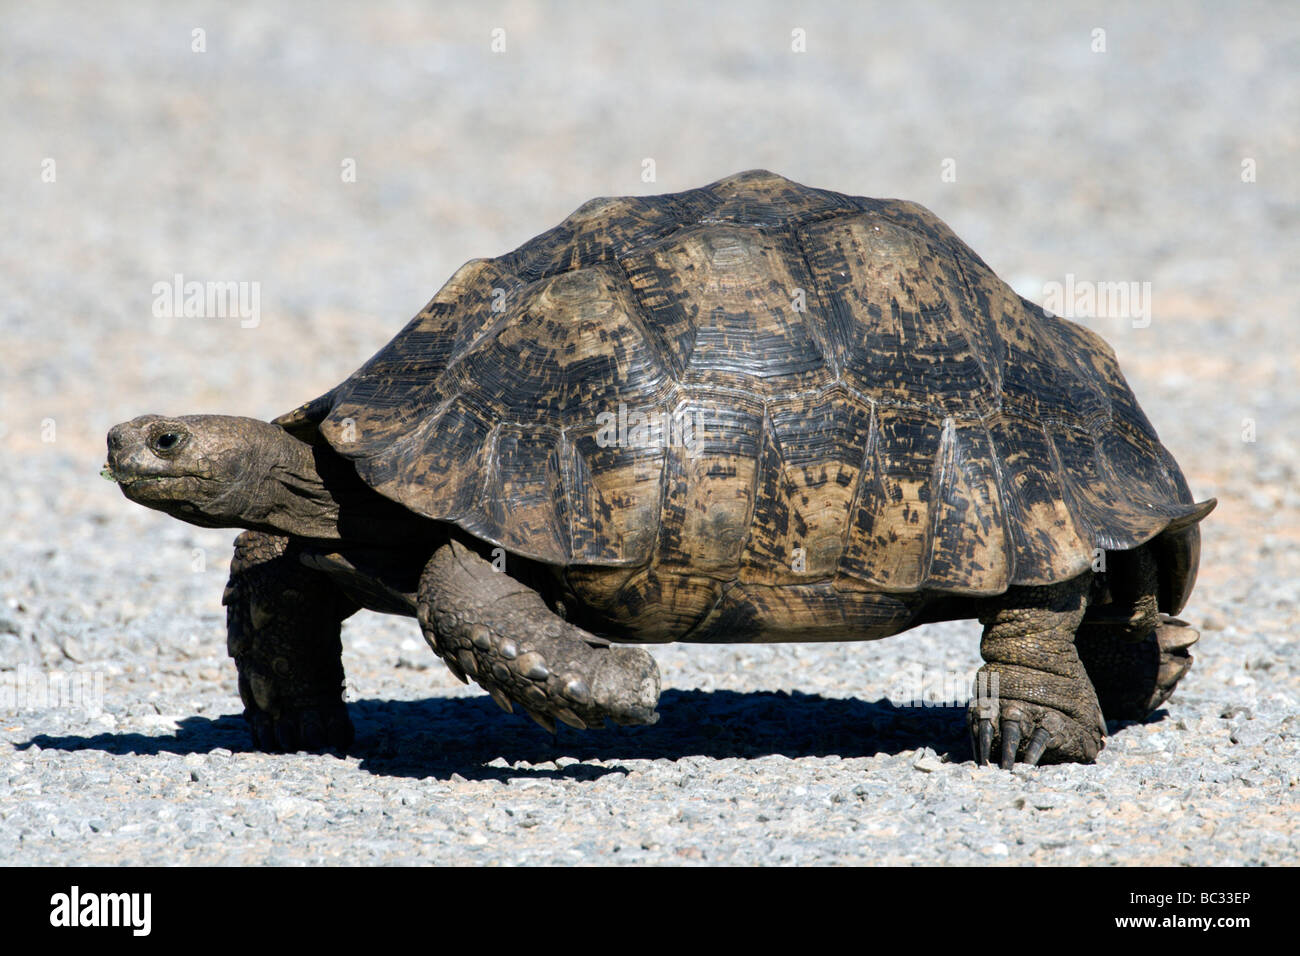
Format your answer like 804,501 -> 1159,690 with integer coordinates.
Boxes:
278,171 -> 1208,643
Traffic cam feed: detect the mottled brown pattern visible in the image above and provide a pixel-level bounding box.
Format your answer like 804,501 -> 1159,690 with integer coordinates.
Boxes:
281,170 -> 1211,643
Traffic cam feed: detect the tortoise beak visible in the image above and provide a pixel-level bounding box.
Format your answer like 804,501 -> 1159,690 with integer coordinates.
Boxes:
104,421 -> 138,483
104,417 -> 166,486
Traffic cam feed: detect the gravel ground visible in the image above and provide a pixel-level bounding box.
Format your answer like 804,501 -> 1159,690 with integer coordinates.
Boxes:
2,2 -> 1297,866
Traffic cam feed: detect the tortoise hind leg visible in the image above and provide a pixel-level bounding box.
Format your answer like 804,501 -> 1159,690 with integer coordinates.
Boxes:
225,531 -> 359,752
1076,618 -> 1199,722
1075,544 -> 1198,722
969,574 -> 1107,768
417,540 -> 659,732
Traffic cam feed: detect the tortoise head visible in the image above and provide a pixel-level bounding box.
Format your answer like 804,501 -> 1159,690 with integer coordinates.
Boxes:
104,414 -> 337,535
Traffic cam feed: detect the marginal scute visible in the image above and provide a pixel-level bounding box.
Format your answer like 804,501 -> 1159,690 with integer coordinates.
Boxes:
563,430 -> 664,566
923,420 -> 1010,594
838,405 -> 945,592
476,424 -> 570,561
986,416 -> 1094,584
291,170 -> 1209,637
654,398 -> 761,576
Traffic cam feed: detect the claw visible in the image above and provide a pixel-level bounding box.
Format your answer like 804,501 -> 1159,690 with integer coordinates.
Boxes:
487,687 -> 514,714
1023,727 -> 1052,766
1157,657 -> 1192,688
526,708 -> 557,734
1156,621 -> 1199,652
976,718 -> 993,766
999,720 -> 1022,770
554,706 -> 586,730
443,656 -> 468,685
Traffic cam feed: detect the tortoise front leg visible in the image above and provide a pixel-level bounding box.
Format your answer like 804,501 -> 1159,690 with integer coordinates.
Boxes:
417,540 -> 660,732
224,531 -> 359,752
969,574 -> 1107,768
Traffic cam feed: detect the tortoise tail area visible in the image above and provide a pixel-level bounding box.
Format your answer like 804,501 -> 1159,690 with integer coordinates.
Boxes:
1148,497 -> 1216,615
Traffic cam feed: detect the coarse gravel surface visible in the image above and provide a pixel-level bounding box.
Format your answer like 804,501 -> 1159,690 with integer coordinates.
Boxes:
2,2 -> 1297,866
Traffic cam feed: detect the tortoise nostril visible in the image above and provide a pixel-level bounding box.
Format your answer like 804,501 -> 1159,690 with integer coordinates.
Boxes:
107,423 -> 142,455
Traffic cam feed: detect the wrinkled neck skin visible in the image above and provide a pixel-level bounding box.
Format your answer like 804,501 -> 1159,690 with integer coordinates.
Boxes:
221,430 -> 444,547
261,438 -> 436,546
220,432 -> 346,539
215,433 -> 440,546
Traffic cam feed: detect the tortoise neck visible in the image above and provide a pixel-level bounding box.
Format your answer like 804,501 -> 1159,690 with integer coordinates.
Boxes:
241,434 -> 439,546
215,429 -> 344,540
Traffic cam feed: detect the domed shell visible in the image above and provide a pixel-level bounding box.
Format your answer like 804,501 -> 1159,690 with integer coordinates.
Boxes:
277,170 -> 1210,613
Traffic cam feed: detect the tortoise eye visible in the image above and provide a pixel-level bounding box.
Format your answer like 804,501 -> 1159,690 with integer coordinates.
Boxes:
152,431 -> 185,453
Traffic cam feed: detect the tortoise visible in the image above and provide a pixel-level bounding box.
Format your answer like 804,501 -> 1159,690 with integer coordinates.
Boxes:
104,170 -> 1215,768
